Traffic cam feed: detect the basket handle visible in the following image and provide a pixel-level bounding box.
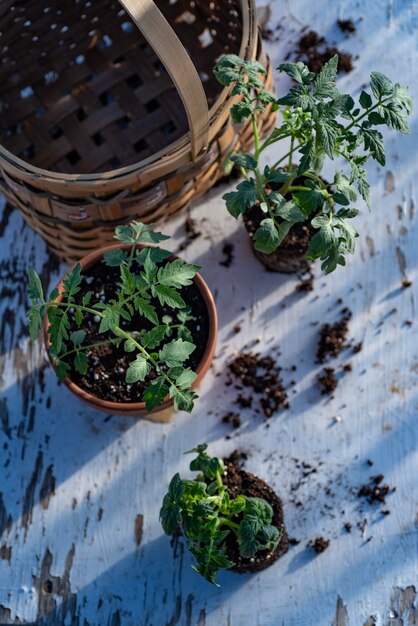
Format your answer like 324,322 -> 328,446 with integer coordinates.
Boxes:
118,0 -> 210,159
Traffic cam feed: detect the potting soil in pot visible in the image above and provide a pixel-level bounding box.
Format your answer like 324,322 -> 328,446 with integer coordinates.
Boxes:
223,461 -> 288,572
66,262 -> 210,402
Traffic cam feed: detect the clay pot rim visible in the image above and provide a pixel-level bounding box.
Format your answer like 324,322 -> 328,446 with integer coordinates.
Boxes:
43,242 -> 218,416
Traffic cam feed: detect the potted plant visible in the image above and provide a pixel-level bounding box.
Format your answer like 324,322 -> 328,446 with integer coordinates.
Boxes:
160,444 -> 288,585
214,54 -> 412,273
27,222 -> 217,418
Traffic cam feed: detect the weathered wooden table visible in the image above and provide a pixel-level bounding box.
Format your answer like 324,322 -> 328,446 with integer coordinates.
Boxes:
1,1 -> 417,624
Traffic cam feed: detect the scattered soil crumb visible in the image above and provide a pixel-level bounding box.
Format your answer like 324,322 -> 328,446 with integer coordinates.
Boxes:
343,363 -> 352,372
352,342 -> 363,354
224,449 -> 248,468
308,536 -> 330,554
222,412 -> 241,429
296,275 -> 314,292
178,215 -> 201,251
228,353 -> 289,417
402,278 -> 413,288
337,19 -> 356,33
358,474 -> 393,506
134,514 -> 144,547
296,29 -> 353,73
288,537 -> 301,546
220,242 -> 235,268
317,308 -> 352,363
344,522 -> 352,533
233,325 -> 242,334
318,367 -> 338,395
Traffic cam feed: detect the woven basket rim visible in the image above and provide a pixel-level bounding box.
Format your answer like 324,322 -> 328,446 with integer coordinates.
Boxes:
0,0 -> 257,185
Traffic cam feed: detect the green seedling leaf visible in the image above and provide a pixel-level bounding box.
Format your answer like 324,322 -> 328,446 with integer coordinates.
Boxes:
103,248 -> 127,267
27,269 -> 44,302
159,338 -> 195,367
143,377 -> 169,412
223,180 -> 258,218
74,351 -> 88,375
126,354 -> 151,383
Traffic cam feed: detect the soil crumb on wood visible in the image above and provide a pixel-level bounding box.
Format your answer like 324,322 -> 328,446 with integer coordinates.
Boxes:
224,449 -> 249,468
222,412 -> 241,429
317,308 -> 352,363
358,474 -> 393,506
178,216 -> 201,251
296,29 -> 353,73
134,514 -> 144,546
228,353 -> 289,417
337,19 -> 356,33
318,367 -> 338,395
296,274 -> 314,292
220,242 -> 235,267
308,536 -> 330,554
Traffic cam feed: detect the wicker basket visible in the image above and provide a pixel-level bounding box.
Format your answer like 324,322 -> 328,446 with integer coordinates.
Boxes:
0,0 -> 276,263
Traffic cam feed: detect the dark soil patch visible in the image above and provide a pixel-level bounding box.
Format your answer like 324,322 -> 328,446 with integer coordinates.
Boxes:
317,367 -> 338,395
220,242 -> 235,268
222,462 -> 288,572
402,278 -> 413,288
337,19 -> 356,33
244,206 -> 313,273
222,412 -> 241,429
358,474 -> 393,506
228,353 -> 289,417
317,308 -> 352,363
308,536 -> 330,554
178,216 -> 201,252
296,29 -> 353,73
65,260 -> 210,402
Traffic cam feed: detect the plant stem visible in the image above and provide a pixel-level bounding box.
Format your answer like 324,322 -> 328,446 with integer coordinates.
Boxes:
59,340 -> 111,360
219,518 -> 240,531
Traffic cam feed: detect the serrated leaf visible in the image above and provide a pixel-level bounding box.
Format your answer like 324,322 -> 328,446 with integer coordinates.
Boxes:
316,116 -> 338,158
170,386 -> 198,412
333,172 -> 357,205
360,127 -> 385,165
120,264 -> 136,294
277,85 -> 315,111
314,54 -> 338,99
134,297 -> 158,325
173,367 -> 197,389
278,61 -> 314,85
159,339 -> 195,367
141,325 -> 167,349
54,360 -> 71,382
98,307 -> 119,333
126,354 -> 151,383
48,308 -> 70,353
27,269 -> 44,302
28,307 -> 42,342
382,102 -> 410,133
263,166 -> 290,184
75,309 -> 83,326
370,71 -> 393,99
74,351 -> 88,375
392,83 -> 413,114
294,183 -> 324,214
114,225 -> 135,244
358,177 -> 371,210
157,259 -> 200,289
270,193 -> 306,222
102,248 -> 127,267
82,291 -> 93,306
143,377 -> 169,411
63,264 -> 82,299
135,247 -> 172,265
70,329 -> 86,346
152,284 -> 186,309
230,101 -> 253,123
222,180 -> 258,219
238,514 -> 263,558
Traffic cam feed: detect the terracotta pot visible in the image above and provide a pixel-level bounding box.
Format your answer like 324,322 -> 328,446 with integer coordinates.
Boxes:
44,243 -> 218,419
